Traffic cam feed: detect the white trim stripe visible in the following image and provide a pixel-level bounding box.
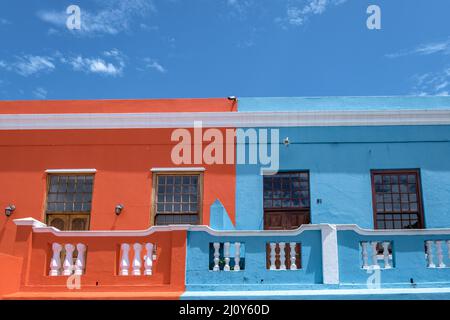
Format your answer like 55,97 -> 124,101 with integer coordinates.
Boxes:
45,169 -> 97,174
2,109 -> 450,130
150,167 -> 205,172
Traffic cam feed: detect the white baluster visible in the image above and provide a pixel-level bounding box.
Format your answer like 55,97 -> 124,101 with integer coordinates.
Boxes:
371,241 -> 380,269
74,243 -> 86,276
213,242 -> 220,271
436,241 -> 445,268
152,244 -> 157,261
426,240 -> 436,268
63,244 -> 75,276
49,243 -> 62,276
120,243 -> 130,276
224,242 -> 231,271
132,243 -> 142,276
361,242 -> 369,269
447,241 -> 450,260
144,243 -> 154,276
279,242 -> 286,270
234,242 -> 241,271
382,242 -> 391,269
289,242 -> 297,270
269,243 -> 276,270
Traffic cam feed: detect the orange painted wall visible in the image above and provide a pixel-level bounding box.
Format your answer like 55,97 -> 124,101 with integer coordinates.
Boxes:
0,253 -> 22,296
0,128 -> 236,255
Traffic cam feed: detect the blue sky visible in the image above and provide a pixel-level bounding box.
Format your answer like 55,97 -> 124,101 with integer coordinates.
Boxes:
0,0 -> 449,100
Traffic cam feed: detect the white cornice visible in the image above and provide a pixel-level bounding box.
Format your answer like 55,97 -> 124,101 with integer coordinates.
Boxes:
150,167 -> 205,172
13,217 -> 47,228
1,109 -> 450,130
45,169 -> 97,174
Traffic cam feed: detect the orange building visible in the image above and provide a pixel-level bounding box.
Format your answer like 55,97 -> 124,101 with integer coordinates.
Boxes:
0,98 -> 237,299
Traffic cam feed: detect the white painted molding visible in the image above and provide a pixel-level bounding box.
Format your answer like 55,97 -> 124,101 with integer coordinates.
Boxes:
2,109 -> 450,130
45,169 -> 97,174
321,224 -> 339,284
150,167 -> 205,172
188,224 -> 327,237
13,217 -> 47,228
336,224 -> 450,236
14,218 -> 450,238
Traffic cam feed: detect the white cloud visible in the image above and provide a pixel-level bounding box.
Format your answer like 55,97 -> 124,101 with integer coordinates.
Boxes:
143,58 -> 166,73
32,87 -> 48,99
386,39 -> 450,58
0,55 -> 55,77
66,50 -> 126,76
411,67 -> 450,96
37,0 -> 156,36
0,18 -> 11,25
279,0 -> 347,27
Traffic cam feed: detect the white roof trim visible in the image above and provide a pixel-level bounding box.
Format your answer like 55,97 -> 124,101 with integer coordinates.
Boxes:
45,169 -> 97,174
2,109 -> 450,130
150,167 -> 205,172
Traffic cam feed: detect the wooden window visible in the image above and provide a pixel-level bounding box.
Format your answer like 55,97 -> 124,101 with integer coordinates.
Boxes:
263,171 -> 311,230
371,170 -> 424,229
45,174 -> 93,231
153,173 -> 202,225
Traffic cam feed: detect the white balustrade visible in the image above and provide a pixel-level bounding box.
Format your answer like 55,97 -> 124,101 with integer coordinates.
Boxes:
119,242 -> 156,276
224,242 -> 231,271
382,242 -> 391,269
49,243 -> 63,276
279,242 -> 286,270
289,242 -> 297,270
74,243 -> 86,276
144,243 -> 154,276
234,242 -> 241,271
49,242 -> 87,276
213,242 -> 220,271
63,244 -> 75,276
267,242 -> 300,271
120,243 -> 130,276
132,243 -> 142,275
360,241 -> 393,269
269,243 -> 277,270
425,240 -> 450,268
361,242 -> 369,269
211,242 -> 243,271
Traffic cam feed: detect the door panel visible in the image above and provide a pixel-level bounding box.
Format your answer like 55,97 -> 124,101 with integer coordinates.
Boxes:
264,211 -> 310,230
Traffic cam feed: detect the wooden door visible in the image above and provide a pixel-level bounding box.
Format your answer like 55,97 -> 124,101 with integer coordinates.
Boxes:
264,210 -> 310,230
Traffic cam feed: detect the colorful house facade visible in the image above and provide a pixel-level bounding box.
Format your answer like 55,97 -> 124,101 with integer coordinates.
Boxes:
1,96 -> 450,299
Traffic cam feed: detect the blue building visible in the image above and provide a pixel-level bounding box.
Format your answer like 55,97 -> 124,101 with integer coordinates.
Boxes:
186,96 -> 450,299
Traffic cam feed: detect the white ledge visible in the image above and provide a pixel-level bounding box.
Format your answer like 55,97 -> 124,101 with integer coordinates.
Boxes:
150,167 -> 205,172
336,224 -> 450,235
45,169 -> 97,174
13,218 -> 450,237
13,217 -> 47,228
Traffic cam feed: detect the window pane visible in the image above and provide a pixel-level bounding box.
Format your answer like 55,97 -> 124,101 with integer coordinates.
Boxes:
372,170 -> 422,229
155,174 -> 201,225
263,172 -> 310,209
46,174 -> 94,215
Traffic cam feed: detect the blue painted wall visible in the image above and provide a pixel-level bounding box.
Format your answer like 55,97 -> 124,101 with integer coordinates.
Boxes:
235,97 -> 450,230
